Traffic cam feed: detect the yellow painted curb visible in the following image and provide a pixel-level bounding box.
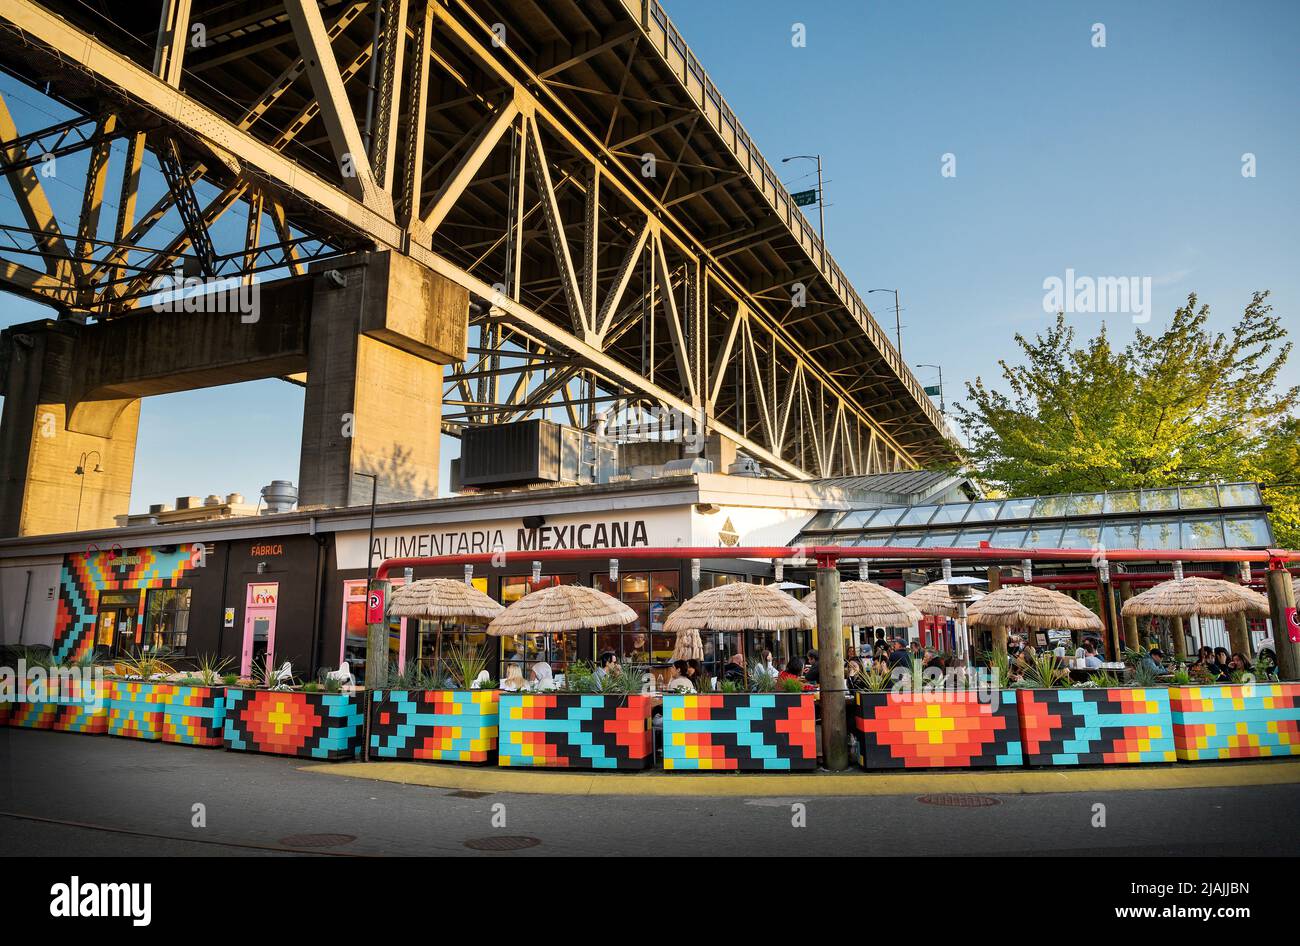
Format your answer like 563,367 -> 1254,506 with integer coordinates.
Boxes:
300,758 -> 1300,797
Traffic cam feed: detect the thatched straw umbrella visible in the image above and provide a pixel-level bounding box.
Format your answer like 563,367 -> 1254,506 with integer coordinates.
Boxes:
662,582 -> 815,633
387,579 -> 504,675
967,585 -> 1104,632
1121,577 -> 1271,619
388,578 -> 504,620
804,581 -> 922,628
486,584 -> 635,636
671,627 -> 705,661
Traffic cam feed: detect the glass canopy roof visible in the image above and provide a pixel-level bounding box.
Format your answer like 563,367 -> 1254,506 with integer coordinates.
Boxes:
799,482 -> 1272,551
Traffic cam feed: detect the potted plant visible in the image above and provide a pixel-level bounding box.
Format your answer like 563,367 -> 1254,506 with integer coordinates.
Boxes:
1016,651 -> 1175,767
222,655 -> 365,760
370,641 -> 501,764
663,665 -> 816,771
498,660 -> 653,770
106,650 -> 178,740
853,657 -> 1024,770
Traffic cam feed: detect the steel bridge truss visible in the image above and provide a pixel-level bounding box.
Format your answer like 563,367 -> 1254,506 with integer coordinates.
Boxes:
0,0 -> 954,480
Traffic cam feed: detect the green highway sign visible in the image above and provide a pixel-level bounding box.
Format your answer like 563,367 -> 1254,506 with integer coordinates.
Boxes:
924,385 -> 942,396
791,189 -> 818,207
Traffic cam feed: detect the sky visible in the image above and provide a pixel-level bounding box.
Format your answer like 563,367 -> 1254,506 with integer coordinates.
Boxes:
1,0 -> 1297,512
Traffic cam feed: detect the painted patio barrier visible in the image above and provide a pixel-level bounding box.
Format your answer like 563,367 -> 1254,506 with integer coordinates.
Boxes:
158,684 -> 227,747
370,689 -> 500,762
222,688 -> 364,760
1018,687 -> 1176,766
1169,683 -> 1300,761
498,693 -> 653,769
0,700 -> 10,726
663,692 -> 817,770
51,675 -> 110,735
854,690 -> 1024,769
108,680 -> 165,740
8,698 -> 57,730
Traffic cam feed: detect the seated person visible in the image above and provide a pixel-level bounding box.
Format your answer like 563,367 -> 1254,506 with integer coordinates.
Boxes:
1228,652 -> 1253,676
887,639 -> 913,670
1081,640 -> 1103,669
530,661 -> 557,691
501,663 -> 529,692
664,659 -> 695,692
1141,648 -> 1175,678
777,656 -> 804,684
722,653 -> 746,685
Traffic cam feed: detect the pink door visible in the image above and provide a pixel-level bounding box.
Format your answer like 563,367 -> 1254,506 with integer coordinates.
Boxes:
241,582 -> 279,677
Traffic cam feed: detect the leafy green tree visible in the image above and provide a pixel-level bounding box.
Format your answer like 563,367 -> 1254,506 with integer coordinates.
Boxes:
955,292 -> 1299,543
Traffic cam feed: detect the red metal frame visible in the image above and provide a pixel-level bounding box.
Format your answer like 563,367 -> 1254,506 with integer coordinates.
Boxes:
375,545 -> 1297,580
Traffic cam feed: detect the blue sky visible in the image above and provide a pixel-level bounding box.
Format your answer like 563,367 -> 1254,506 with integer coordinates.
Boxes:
1,0 -> 1296,512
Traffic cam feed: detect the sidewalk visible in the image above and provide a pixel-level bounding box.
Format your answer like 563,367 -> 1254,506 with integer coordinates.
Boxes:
302,757 -> 1300,797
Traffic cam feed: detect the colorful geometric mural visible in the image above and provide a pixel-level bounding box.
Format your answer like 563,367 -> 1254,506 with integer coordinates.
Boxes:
499,693 -> 653,769
663,693 -> 816,770
0,701 -> 9,726
54,545 -> 201,664
1018,688 -> 1176,766
1170,683 -> 1300,761
370,689 -> 500,762
8,700 -> 57,729
222,689 -> 364,760
51,675 -> 110,735
159,685 -> 227,747
854,690 -> 1024,769
108,680 -> 165,740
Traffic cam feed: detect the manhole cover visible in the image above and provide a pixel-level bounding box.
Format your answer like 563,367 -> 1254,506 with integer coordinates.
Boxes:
463,835 -> 541,852
448,790 -> 493,799
916,794 -> 1000,808
277,833 -> 357,848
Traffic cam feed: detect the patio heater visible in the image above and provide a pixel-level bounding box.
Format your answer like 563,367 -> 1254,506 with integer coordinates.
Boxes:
938,562 -> 986,665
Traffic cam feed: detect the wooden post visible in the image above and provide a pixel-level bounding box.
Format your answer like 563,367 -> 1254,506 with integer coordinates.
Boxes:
1227,612 -> 1251,659
1119,582 -> 1139,650
365,578 -> 391,689
814,560 -> 849,771
1170,615 -> 1188,660
1265,567 -> 1299,681
987,566 -> 1007,655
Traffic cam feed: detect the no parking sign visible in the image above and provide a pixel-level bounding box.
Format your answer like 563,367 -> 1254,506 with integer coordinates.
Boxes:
1287,606 -> 1300,644
366,586 -> 386,624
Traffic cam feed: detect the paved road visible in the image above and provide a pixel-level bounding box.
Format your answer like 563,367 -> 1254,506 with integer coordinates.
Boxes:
3,730 -> 1298,856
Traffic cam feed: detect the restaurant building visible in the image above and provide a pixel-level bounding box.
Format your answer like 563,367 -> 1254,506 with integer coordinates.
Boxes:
0,469 -> 1281,681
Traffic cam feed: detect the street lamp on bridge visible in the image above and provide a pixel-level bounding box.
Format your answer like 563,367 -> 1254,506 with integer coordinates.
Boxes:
868,288 -> 903,357
780,154 -> 826,248
915,363 -> 946,415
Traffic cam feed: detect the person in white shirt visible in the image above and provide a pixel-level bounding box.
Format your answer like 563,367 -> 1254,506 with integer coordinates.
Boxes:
1081,640 -> 1103,669
501,663 -> 528,691
530,661 -> 558,691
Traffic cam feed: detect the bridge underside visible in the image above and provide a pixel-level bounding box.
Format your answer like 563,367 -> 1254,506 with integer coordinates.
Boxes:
0,0 -> 955,535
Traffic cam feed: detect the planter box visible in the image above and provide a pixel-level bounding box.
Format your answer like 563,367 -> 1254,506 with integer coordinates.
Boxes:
108,680 -> 165,740
222,688 -> 365,760
370,689 -> 500,762
8,699 -> 57,729
51,675 -> 110,735
0,701 -> 9,726
663,693 -> 816,771
854,690 -> 1023,769
1170,683 -> 1300,761
157,684 -> 227,747
498,693 -> 653,769
1018,687 -> 1175,766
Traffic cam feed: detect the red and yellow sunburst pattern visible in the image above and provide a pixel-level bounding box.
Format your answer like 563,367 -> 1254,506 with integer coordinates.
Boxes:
854,690 -> 1024,769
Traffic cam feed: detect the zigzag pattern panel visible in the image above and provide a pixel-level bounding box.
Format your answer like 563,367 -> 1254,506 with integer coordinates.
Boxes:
8,701 -> 57,729
222,689 -> 364,760
370,689 -> 500,762
855,690 -> 1023,769
1170,683 -> 1300,761
499,693 -> 653,769
1018,687 -> 1175,765
0,701 -> 10,726
663,693 -> 817,770
52,676 -> 110,735
108,680 -> 164,740
159,685 -> 227,747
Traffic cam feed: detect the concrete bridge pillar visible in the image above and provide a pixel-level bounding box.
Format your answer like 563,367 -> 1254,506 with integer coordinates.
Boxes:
0,321 -> 139,536
298,252 -> 467,508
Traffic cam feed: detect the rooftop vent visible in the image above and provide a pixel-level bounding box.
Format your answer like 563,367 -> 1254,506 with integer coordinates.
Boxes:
260,480 -> 298,514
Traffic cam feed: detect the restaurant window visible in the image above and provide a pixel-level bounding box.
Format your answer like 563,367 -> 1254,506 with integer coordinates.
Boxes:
342,578 -> 407,679
406,576 -> 491,682
143,588 -> 191,654
595,570 -> 680,666
499,574 -> 579,677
